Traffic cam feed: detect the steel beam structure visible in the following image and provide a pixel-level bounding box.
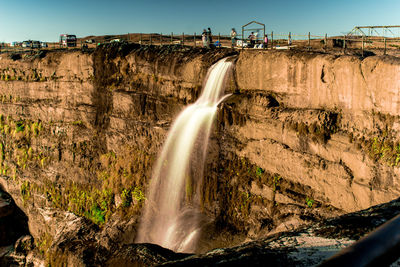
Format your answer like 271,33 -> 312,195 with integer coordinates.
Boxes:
347,25 -> 400,38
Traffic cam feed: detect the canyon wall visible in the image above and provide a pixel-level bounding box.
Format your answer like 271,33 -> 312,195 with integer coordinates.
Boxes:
233,51 -> 400,211
0,45 -> 399,264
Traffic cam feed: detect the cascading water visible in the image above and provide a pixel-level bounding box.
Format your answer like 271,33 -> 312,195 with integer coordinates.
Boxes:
136,58 -> 233,252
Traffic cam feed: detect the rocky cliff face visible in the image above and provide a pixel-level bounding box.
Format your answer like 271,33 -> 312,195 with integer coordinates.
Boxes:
0,45 -> 399,265
230,51 -> 400,212
199,51 -> 400,245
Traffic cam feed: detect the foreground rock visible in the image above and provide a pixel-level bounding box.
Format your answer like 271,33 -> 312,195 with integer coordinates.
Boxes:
2,196 -> 397,266
160,196 -> 400,266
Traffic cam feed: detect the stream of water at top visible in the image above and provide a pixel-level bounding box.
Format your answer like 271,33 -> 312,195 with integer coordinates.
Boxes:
135,57 -> 233,252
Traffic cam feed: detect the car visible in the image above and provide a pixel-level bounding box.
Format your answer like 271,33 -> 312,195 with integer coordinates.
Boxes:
85,39 -> 95,44
40,42 -> 48,48
22,41 -> 31,48
31,41 -> 41,49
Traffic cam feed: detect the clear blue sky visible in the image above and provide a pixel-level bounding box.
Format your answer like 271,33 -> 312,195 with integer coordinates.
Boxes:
1,0 -> 399,43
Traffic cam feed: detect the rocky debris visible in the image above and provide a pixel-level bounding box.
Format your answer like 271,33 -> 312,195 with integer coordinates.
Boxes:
43,211 -> 189,266
160,197 -> 400,266
0,235 -> 36,267
3,195 -> 394,266
14,235 -> 34,255
105,243 -> 190,267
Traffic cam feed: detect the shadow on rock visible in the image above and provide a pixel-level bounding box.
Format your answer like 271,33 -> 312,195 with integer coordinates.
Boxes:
0,186 -> 29,246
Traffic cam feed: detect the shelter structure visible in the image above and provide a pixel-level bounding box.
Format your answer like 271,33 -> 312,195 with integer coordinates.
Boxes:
347,25 -> 400,38
241,21 -> 265,48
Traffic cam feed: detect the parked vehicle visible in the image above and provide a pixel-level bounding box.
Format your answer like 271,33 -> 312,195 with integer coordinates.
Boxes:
31,41 -> 41,49
22,41 -> 31,48
85,39 -> 95,44
60,34 -> 77,47
40,42 -> 48,48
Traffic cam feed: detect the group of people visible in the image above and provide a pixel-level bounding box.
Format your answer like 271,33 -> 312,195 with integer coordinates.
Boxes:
202,28 -> 213,48
202,27 -> 272,49
230,28 -> 269,49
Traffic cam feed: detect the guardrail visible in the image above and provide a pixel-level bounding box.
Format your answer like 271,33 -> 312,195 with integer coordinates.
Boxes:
319,214 -> 400,266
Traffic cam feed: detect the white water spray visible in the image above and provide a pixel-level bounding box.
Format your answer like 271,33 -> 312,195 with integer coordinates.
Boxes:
136,58 -> 233,252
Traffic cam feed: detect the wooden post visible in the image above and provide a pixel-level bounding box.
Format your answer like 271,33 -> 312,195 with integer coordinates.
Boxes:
171,32 -> 173,45
308,32 -> 311,50
343,35 -> 346,54
263,27 -> 266,50
362,36 -> 364,57
242,27 -> 244,50
324,33 -> 327,49
182,32 -> 184,46
150,34 -> 152,45
140,33 -> 142,46
271,31 -> 274,49
160,33 -> 162,46
218,33 -> 220,47
384,37 -> 387,55
194,33 -> 196,47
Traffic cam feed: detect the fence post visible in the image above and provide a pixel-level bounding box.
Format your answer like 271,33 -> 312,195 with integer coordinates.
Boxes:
324,33 -> 327,49
171,32 -> 173,45
194,33 -> 196,47
271,31 -> 274,49
362,36 -> 364,57
150,34 -> 153,45
182,32 -> 184,46
308,32 -> 311,51
140,33 -> 142,46
343,35 -> 346,54
160,33 -> 162,46
384,37 -> 387,55
218,33 -> 220,47
242,29 -> 244,50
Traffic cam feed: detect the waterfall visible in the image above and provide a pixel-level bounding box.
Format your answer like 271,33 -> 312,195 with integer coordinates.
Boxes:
135,58 -> 233,252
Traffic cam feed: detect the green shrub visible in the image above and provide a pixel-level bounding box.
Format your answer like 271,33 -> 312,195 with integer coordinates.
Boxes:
121,189 -> 132,207
20,181 -> 31,202
132,187 -> 146,203
306,196 -> 314,208
85,204 -> 106,225
256,167 -> 264,177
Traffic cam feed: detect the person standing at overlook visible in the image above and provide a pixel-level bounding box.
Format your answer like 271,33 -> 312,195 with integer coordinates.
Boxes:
230,28 -> 237,48
248,32 -> 256,48
207,28 -> 213,45
202,29 -> 208,48
264,34 -> 269,48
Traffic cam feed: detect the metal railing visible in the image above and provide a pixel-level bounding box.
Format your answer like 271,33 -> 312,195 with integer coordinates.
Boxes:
319,214 -> 400,266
